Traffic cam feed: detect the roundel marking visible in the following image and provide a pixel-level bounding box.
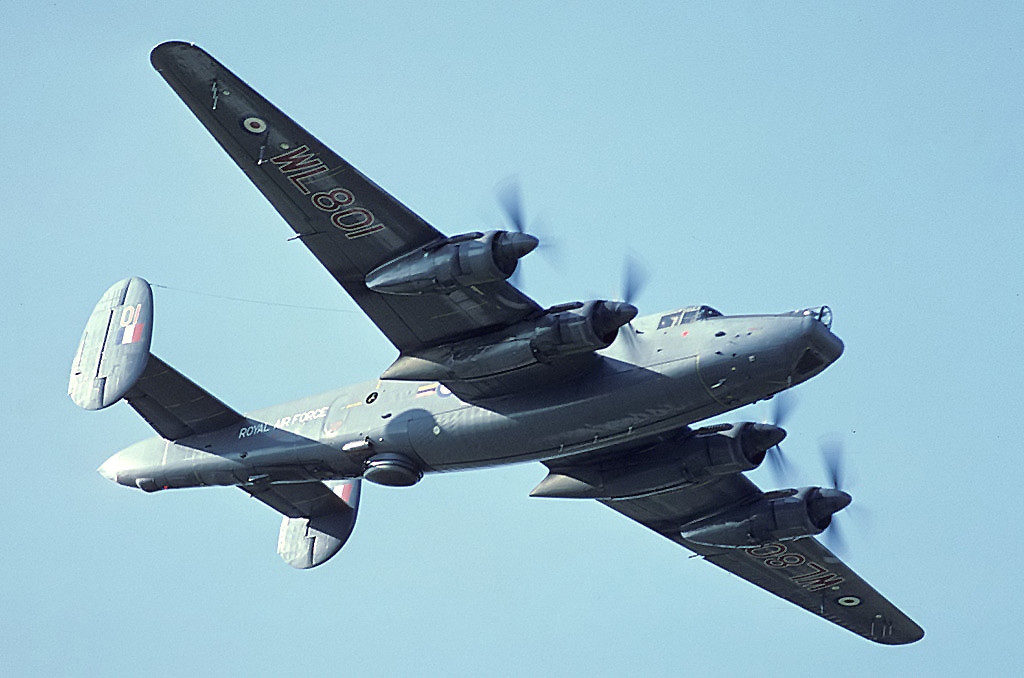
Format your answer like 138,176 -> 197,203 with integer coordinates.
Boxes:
242,116 -> 267,134
837,596 -> 862,607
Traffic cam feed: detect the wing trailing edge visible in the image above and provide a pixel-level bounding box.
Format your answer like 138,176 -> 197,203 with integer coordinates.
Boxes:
594,473 -> 924,644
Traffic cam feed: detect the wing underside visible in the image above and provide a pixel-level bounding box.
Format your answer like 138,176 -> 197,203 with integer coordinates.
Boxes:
126,354 -> 244,440
150,41 -> 542,354
594,474 -> 923,644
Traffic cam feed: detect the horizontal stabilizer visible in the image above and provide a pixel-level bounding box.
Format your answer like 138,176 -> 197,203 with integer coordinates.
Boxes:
124,355 -> 244,440
242,479 -> 362,569
69,277 -> 153,410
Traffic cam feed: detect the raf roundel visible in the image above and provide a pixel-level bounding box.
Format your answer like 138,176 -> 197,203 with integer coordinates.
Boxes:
242,116 -> 267,134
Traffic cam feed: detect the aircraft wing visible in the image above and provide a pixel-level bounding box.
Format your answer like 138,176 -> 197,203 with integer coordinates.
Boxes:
597,475 -> 924,644
150,41 -> 542,353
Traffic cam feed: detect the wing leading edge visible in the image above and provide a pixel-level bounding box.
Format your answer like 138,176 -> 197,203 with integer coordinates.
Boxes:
150,41 -> 542,354
595,474 -> 924,644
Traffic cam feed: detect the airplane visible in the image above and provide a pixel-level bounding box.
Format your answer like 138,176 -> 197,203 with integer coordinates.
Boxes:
70,41 -> 923,645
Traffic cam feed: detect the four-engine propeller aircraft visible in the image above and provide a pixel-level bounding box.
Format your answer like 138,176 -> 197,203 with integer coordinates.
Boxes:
70,41 -> 923,644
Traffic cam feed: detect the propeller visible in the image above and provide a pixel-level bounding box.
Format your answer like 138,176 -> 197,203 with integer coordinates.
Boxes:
822,437 -> 846,493
496,177 -> 554,287
756,396 -> 859,554
621,253 -> 647,307
617,254 -> 648,356
819,436 -> 854,555
496,177 -> 527,234
762,391 -> 795,482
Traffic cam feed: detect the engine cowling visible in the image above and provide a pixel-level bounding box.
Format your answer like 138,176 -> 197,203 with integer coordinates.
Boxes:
365,230 -> 538,295
531,300 -> 638,361
684,422 -> 785,475
679,486 -> 852,548
530,422 -> 785,500
381,299 -> 638,382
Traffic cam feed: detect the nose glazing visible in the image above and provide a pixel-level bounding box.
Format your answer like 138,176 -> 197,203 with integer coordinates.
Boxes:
791,314 -> 844,380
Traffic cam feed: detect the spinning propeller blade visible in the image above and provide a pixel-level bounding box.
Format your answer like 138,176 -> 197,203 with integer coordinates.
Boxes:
819,436 -> 854,554
763,392 -> 795,482
496,177 -> 555,287
617,255 -> 647,356
621,254 -> 648,307
497,177 -> 526,234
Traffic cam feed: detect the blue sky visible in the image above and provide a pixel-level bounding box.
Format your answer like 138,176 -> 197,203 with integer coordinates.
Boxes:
2,2 -> 1022,676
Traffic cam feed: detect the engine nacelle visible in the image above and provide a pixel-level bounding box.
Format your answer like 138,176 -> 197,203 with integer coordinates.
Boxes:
365,230 -> 538,295
683,422 -> 784,475
530,422 -> 785,500
679,486 -> 852,548
531,300 -> 638,361
381,299 -> 638,382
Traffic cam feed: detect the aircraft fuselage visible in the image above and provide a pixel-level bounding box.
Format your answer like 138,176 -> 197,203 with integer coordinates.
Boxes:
98,308 -> 842,492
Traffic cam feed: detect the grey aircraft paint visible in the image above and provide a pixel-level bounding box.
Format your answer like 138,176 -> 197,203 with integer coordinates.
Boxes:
71,41 -> 923,646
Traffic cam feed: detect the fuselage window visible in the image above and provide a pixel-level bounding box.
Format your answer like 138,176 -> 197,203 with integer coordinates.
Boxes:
681,309 -> 698,324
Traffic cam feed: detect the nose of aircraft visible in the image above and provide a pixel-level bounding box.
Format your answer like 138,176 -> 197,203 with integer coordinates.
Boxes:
810,319 -> 844,364
789,309 -> 844,381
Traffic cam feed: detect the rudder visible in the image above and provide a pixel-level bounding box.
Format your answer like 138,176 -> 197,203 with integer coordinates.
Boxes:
69,277 -> 153,410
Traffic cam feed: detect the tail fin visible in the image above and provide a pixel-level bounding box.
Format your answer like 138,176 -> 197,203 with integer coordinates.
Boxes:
268,479 -> 362,569
69,277 -> 243,440
69,276 -> 153,410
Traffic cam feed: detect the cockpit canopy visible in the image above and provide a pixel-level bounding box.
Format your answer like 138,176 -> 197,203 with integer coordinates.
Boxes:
657,305 -> 723,330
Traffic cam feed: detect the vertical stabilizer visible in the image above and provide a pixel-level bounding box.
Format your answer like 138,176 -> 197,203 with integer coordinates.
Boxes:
69,277 -> 153,410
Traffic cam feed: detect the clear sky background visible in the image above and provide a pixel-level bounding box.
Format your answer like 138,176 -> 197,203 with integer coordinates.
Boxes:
2,2 -> 1022,676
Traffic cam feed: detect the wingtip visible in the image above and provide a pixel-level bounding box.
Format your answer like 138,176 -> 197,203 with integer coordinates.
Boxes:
871,620 -> 925,645
902,623 -> 926,644
150,40 -> 203,69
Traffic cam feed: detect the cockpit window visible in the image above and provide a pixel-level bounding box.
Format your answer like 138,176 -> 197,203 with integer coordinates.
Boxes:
657,311 -> 682,330
698,305 -> 723,320
666,306 -> 726,327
